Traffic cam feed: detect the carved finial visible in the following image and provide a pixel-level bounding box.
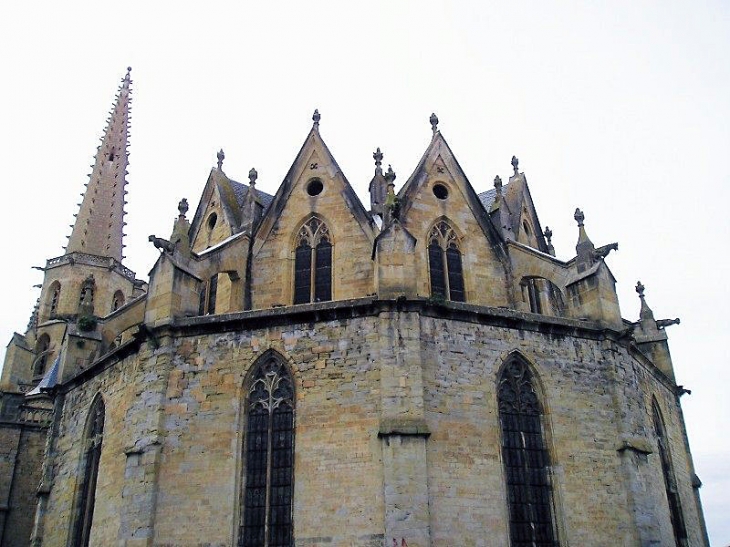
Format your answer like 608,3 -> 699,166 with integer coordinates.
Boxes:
544,226 -> 556,256
125,66 -> 132,81
248,167 -> 258,186
178,198 -> 189,217
494,175 -> 503,193
574,208 -> 585,227
385,165 -> 396,184
373,147 -> 383,169
430,113 -> 439,134
312,109 -> 321,127
217,149 -> 225,170
636,281 -> 645,299
511,155 -> 519,174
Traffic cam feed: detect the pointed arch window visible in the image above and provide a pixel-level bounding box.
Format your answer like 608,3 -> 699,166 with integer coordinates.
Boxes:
72,396 -> 105,547
293,217 -> 331,304
240,356 -> 295,547
48,281 -> 61,318
498,358 -> 559,547
428,221 -> 464,302
652,402 -> 687,545
111,290 -> 125,312
33,334 -> 51,377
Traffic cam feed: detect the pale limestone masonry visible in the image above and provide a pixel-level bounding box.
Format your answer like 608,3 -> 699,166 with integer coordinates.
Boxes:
0,73 -> 709,546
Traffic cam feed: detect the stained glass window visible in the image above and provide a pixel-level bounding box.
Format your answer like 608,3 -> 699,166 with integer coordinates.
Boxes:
72,396 -> 105,547
293,217 -> 331,304
498,358 -> 558,547
428,221 -> 465,302
241,356 -> 295,547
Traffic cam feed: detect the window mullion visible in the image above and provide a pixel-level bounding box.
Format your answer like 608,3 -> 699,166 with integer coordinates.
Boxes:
309,247 -> 316,303
442,245 -> 450,297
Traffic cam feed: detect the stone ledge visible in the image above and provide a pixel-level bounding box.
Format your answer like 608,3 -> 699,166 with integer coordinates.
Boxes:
378,417 -> 430,437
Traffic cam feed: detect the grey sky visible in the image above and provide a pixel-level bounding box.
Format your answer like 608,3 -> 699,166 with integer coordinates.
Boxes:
1,1 -> 728,543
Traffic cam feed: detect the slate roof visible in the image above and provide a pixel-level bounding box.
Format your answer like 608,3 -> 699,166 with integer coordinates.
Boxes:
477,181 -> 511,211
229,179 -> 275,209
27,355 -> 60,395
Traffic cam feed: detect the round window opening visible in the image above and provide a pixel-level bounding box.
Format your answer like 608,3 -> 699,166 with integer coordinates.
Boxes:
307,179 -> 324,196
433,183 -> 449,200
207,212 -> 218,230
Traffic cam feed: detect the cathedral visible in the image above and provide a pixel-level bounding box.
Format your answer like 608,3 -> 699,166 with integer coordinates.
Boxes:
0,69 -> 710,546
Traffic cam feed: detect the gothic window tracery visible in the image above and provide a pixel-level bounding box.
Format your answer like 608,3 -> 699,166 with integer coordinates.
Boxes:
241,356 -> 295,547
498,357 -> 559,547
652,402 -> 687,546
293,217 -> 331,304
72,396 -> 105,547
428,221 -> 464,302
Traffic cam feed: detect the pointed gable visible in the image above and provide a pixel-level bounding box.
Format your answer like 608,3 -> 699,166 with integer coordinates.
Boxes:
250,114 -> 377,308
188,168 -> 274,253
395,129 -> 513,306
502,163 -> 549,253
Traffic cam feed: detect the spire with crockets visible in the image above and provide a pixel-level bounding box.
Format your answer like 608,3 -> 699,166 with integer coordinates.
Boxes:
66,67 -> 132,262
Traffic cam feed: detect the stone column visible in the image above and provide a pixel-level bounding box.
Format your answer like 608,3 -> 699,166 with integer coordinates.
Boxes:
377,309 -> 431,547
117,337 -> 173,546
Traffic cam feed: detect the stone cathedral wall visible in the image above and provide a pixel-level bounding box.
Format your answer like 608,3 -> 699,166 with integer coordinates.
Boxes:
40,307 -> 702,547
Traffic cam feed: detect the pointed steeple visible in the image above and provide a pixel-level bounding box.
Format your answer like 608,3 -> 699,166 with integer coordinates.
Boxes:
66,67 -> 132,262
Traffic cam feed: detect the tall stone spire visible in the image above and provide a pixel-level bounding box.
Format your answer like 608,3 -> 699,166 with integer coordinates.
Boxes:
66,67 -> 132,262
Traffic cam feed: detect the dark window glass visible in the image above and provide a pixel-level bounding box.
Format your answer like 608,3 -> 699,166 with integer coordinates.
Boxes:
72,397 -> 105,547
241,357 -> 295,547
527,279 -> 543,314
498,359 -> 558,547
428,221 -> 465,302
446,247 -> 464,302
314,240 -> 332,302
34,335 -> 50,377
294,243 -> 312,305
429,244 -> 446,298
198,284 -> 207,316
208,274 -> 218,314
653,403 -> 687,545
49,283 -> 60,317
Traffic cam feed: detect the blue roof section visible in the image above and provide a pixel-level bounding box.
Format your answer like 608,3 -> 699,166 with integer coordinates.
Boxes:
229,179 -> 275,209
26,355 -> 60,396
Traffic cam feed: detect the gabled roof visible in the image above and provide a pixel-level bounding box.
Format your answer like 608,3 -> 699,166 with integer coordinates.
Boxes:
397,131 -> 509,260
229,179 -> 275,209
27,355 -> 60,395
253,121 -> 376,251
188,169 -> 274,245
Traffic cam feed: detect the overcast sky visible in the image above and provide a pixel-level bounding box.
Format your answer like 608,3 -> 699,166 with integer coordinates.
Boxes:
1,1 -> 728,543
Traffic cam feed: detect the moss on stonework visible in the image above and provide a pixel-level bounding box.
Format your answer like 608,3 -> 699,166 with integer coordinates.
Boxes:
77,315 -> 97,332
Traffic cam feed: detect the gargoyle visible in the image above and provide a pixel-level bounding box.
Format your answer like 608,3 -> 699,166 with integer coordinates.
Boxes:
656,318 -> 680,329
148,235 -> 175,253
593,242 -> 618,260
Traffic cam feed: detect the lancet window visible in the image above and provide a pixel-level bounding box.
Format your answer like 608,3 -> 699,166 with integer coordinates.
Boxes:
72,396 -> 105,547
428,221 -> 464,302
111,290 -> 125,312
293,217 -> 331,304
498,357 -> 558,547
652,402 -> 687,546
240,355 -> 295,547
48,281 -> 61,318
33,334 -> 51,377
